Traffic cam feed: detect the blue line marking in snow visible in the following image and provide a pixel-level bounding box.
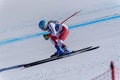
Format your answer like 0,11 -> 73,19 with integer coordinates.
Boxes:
69,14 -> 120,29
0,14 -> 120,46
0,32 -> 47,46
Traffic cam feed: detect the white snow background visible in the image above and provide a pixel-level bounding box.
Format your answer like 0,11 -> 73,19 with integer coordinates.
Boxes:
0,0 -> 120,80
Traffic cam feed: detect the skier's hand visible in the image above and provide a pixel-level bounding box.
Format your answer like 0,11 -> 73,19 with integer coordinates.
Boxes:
43,34 -> 49,40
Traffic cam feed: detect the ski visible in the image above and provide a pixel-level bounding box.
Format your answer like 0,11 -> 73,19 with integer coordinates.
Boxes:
0,46 -> 99,72
23,46 -> 99,68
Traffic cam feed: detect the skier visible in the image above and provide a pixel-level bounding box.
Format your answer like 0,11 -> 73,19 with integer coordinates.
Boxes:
39,20 -> 70,57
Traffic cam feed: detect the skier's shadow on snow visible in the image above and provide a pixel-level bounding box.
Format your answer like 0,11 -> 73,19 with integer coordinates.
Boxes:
0,64 -> 23,72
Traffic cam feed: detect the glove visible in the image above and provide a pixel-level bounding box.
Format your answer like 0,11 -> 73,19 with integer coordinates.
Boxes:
43,34 -> 49,40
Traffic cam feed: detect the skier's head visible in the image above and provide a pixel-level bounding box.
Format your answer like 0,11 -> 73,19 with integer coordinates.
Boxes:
39,20 -> 47,31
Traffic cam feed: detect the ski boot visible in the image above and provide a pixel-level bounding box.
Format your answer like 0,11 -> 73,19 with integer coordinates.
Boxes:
62,45 -> 70,55
51,46 -> 64,57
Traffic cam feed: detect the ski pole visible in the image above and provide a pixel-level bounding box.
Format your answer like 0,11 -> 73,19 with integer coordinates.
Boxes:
60,10 -> 81,25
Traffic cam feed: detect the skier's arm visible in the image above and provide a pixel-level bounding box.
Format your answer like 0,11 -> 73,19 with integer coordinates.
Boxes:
48,22 -> 57,36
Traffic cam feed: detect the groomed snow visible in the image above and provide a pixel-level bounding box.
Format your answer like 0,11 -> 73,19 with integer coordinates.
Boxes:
0,0 -> 120,80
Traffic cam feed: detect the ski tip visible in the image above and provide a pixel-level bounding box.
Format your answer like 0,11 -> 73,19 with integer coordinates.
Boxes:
91,46 -> 100,50
96,46 -> 100,48
92,46 -> 100,47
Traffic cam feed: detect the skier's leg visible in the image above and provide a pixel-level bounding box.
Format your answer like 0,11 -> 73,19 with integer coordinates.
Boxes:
58,27 -> 70,54
50,36 -> 63,57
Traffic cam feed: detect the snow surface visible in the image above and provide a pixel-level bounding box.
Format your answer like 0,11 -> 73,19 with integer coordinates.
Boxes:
0,0 -> 120,80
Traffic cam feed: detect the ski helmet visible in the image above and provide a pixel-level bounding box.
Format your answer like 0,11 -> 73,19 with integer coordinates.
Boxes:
39,20 -> 47,30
